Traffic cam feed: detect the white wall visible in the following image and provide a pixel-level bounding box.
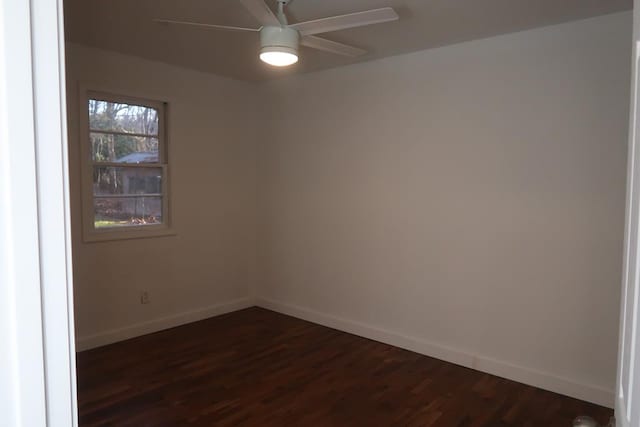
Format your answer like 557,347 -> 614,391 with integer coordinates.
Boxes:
66,45 -> 259,349
257,12 -> 631,406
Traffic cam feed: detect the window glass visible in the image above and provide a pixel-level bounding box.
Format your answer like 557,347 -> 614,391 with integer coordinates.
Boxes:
88,100 -> 159,135
90,133 -> 159,163
93,167 -> 163,196
94,197 -> 163,228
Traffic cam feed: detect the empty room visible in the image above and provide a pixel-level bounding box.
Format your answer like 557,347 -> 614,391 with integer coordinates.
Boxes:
5,0 -> 640,426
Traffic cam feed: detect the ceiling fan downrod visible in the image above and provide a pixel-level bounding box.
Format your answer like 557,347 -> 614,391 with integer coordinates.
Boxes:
276,0 -> 289,26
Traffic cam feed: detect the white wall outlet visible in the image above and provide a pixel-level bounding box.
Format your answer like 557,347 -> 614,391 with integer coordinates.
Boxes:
140,291 -> 150,304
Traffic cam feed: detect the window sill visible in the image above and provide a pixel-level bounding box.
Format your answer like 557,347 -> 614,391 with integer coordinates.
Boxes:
82,226 -> 176,243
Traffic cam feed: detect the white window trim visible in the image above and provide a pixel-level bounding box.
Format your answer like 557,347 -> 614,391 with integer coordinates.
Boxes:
79,88 -> 175,242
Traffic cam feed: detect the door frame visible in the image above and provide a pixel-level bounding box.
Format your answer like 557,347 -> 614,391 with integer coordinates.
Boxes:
0,0 -> 77,426
616,1 -> 640,426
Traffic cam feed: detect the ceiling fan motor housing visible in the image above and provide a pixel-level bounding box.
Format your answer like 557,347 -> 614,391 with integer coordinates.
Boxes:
260,26 -> 300,57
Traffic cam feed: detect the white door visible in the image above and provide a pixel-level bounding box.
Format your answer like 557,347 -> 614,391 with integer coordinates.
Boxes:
617,3 -> 640,427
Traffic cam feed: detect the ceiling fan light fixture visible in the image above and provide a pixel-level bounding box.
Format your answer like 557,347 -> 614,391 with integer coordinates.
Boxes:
260,47 -> 298,66
259,26 -> 299,67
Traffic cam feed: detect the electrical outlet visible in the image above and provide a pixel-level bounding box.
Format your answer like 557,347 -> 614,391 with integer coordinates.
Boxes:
140,291 -> 150,304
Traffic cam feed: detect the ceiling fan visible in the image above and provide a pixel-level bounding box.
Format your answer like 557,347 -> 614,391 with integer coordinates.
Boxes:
155,0 -> 399,67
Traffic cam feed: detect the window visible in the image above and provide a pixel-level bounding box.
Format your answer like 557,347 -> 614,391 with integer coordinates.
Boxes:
81,91 -> 172,241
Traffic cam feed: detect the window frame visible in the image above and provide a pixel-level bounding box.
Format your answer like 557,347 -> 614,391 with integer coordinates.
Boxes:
80,89 -> 174,242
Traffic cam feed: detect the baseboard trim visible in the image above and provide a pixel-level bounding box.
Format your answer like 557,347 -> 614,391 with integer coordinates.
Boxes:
76,297 -> 255,351
255,297 -> 614,408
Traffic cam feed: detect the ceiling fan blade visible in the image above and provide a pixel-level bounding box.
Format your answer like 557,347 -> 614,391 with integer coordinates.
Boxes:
239,0 -> 280,26
290,7 -> 398,36
154,19 -> 259,32
301,35 -> 366,57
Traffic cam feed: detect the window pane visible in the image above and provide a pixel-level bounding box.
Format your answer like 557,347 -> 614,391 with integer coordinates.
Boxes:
94,167 -> 163,196
90,132 -> 159,163
89,99 -> 159,135
94,197 -> 163,228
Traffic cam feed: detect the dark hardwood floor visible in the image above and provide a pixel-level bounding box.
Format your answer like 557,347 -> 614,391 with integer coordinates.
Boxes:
77,307 -> 612,426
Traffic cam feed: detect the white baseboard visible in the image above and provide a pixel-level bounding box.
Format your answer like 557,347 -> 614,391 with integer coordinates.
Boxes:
255,297 -> 614,408
76,297 -> 255,351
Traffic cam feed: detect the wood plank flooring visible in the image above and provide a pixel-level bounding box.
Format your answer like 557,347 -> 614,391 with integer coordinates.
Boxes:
77,307 -> 613,426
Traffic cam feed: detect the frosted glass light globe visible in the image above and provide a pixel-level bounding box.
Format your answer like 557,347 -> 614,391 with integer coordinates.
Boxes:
260,50 -> 298,67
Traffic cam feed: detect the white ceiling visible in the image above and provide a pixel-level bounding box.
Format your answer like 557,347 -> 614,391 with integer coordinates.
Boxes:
64,0 -> 632,81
